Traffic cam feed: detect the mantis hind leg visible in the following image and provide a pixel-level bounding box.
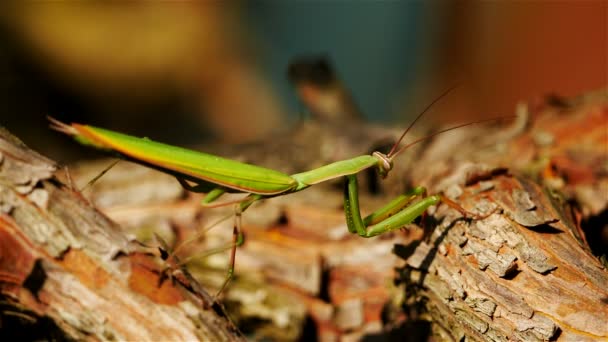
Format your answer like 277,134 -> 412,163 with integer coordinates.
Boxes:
163,180 -> 260,298
213,196 -> 260,299
213,207 -> 244,299
155,210 -> 244,301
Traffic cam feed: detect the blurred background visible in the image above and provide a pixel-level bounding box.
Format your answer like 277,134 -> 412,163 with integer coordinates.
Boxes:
0,1 -> 605,161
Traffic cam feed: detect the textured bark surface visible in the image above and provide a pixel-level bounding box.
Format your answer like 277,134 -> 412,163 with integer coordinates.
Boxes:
397,89 -> 608,341
4,88 -> 605,341
0,128 -> 244,341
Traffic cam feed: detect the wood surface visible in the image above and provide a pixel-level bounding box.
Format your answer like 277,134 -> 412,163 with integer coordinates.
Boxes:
1,88 -> 606,341
0,128 -> 244,341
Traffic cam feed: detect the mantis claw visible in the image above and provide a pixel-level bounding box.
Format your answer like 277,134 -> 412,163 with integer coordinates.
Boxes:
438,194 -> 496,221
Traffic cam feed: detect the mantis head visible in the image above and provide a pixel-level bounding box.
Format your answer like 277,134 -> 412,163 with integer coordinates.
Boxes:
372,151 -> 393,179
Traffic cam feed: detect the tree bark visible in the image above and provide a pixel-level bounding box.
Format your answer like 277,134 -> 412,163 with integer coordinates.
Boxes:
397,89 -> 608,341
0,128 -> 244,341
3,88 -> 605,341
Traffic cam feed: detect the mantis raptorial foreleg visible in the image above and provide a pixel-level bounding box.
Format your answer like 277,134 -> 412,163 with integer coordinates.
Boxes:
343,175 -> 440,237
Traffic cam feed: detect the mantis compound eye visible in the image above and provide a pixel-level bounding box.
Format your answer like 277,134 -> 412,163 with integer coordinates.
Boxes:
372,151 -> 393,178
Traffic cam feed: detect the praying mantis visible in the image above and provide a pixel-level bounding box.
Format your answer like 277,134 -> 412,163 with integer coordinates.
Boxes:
49,91 -> 512,298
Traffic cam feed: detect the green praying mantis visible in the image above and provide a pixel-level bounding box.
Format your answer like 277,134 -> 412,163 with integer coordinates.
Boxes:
49,91 -> 512,299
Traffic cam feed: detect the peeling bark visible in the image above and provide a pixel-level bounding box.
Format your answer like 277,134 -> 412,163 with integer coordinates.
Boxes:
0,128 -> 244,341
397,89 -> 608,341
399,173 -> 607,341
8,88 -> 606,341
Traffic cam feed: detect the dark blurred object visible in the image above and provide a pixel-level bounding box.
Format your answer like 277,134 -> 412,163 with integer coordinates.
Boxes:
248,2 -> 432,124
288,56 -> 363,122
288,57 -> 336,88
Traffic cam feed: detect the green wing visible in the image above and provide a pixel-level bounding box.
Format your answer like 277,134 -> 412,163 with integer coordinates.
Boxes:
74,124 -> 297,195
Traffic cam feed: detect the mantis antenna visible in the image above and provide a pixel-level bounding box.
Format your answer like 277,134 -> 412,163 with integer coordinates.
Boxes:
385,85 -> 516,160
389,115 -> 517,159
387,84 -> 460,158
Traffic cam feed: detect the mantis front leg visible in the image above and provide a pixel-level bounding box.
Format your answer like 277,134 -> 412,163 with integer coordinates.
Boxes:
343,175 -> 441,237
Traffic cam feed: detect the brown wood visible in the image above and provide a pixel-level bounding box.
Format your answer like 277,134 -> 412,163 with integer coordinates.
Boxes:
2,88 -> 606,340
0,128 -> 244,341
397,89 -> 608,341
